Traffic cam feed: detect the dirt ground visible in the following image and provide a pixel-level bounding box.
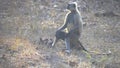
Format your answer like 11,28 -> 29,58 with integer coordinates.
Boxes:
0,0 -> 120,68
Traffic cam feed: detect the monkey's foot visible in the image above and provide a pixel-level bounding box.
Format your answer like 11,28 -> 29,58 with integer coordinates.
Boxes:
51,43 -> 55,47
48,44 -> 54,48
65,49 -> 71,54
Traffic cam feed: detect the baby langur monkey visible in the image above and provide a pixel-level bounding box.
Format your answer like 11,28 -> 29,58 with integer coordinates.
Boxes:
52,2 -> 87,53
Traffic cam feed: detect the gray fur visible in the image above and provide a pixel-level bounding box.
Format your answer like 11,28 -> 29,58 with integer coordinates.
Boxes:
52,2 -> 87,53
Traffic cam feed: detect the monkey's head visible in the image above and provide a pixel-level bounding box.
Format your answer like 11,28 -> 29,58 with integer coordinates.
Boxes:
67,2 -> 77,11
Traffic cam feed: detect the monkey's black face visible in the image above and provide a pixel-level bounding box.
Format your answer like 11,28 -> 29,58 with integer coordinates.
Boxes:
67,4 -> 76,11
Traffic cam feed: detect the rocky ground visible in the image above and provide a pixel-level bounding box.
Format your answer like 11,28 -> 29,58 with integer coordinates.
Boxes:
0,0 -> 120,68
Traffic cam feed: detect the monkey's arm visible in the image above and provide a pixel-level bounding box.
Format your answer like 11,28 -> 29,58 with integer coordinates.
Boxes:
57,23 -> 67,31
57,14 -> 69,31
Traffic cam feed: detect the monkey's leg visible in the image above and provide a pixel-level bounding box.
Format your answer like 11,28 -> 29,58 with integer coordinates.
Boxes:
52,37 -> 58,47
65,37 -> 71,53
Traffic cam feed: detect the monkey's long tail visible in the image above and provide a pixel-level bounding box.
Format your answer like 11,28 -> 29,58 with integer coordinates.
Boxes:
77,41 -> 112,56
78,41 -> 89,52
78,42 -> 112,56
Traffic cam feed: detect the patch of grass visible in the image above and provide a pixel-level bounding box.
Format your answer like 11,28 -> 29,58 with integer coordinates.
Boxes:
5,37 -> 37,57
82,50 -> 92,59
77,62 -> 91,68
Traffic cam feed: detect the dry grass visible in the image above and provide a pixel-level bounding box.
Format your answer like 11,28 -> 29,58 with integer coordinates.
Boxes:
0,0 -> 120,68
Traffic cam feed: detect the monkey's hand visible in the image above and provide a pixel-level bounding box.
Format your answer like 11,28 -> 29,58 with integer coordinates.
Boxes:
48,42 -> 55,48
51,42 -> 55,47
